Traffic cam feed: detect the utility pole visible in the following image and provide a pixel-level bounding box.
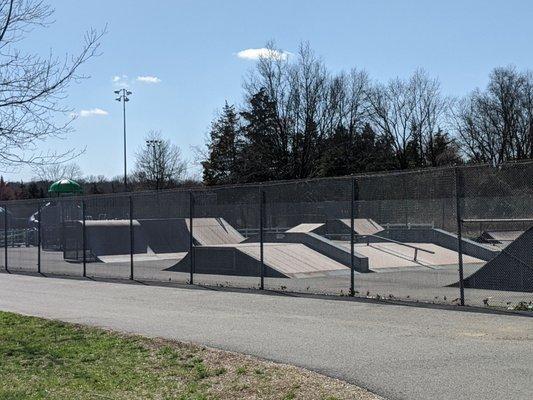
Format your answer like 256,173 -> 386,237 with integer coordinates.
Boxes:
115,88 -> 132,191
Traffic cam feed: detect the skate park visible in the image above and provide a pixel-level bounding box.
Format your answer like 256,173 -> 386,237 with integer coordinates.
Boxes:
1,162 -> 532,310
2,197 -> 532,309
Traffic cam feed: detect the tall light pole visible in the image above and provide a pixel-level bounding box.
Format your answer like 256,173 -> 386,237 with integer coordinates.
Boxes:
115,88 -> 132,190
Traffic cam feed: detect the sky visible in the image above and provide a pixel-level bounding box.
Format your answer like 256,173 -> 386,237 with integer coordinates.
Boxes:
4,0 -> 533,181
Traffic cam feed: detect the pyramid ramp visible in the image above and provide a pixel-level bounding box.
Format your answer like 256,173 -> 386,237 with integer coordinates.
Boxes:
463,227 -> 533,292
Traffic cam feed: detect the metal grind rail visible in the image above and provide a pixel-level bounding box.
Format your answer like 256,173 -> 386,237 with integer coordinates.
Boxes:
359,233 -> 435,261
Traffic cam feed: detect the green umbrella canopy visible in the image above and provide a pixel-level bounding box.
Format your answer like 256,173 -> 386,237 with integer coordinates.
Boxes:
48,179 -> 83,195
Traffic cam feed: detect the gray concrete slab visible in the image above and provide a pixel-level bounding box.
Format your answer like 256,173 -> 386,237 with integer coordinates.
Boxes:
0,274 -> 531,400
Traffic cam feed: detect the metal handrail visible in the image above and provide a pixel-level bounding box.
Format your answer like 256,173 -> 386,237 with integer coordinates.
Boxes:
461,218 -> 533,223
358,233 -> 435,261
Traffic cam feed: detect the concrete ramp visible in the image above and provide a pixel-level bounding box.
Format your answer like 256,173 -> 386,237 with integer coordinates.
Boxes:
464,227 -> 533,292
245,227 -> 482,273
98,252 -> 186,264
477,230 -> 524,249
243,231 -> 369,272
84,220 -> 148,257
338,242 -> 484,272
245,243 -> 350,278
339,219 -> 384,235
77,217 -> 244,260
287,219 -> 383,237
286,223 -> 325,233
138,217 -> 243,254
185,218 -> 244,245
140,218 -> 190,253
165,243 -> 349,278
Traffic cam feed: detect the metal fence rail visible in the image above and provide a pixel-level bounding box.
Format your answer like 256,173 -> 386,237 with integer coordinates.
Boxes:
1,162 -> 532,312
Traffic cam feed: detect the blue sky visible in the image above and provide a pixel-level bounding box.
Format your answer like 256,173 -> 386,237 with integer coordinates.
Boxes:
6,0 -> 533,181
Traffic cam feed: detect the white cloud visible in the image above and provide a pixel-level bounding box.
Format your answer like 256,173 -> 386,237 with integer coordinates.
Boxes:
236,48 -> 291,61
78,108 -> 109,117
112,74 -> 129,87
136,75 -> 161,84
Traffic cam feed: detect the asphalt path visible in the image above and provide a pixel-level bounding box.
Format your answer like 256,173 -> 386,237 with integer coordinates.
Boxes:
0,273 -> 531,400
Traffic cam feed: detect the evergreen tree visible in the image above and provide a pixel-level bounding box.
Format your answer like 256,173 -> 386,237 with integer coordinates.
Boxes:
354,124 -> 397,172
318,124 -> 397,177
0,177 -> 15,201
425,129 -> 462,166
27,182 -> 40,199
240,89 -> 288,182
318,125 -> 352,177
202,102 -> 241,185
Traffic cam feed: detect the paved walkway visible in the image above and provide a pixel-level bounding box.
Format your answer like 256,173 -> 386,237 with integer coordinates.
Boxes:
0,273 -> 531,400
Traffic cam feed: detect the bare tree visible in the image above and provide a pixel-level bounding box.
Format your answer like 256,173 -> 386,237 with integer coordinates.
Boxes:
0,0 -> 104,171
134,131 -> 187,190
242,42 -> 371,179
453,66 -> 533,165
33,162 -> 82,181
368,70 -> 449,168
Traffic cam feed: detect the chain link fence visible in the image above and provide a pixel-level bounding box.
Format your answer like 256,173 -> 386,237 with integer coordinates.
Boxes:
1,162 -> 532,312
458,162 -> 533,310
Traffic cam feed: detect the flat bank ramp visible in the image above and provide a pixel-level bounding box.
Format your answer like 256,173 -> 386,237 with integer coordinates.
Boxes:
239,243 -> 349,278
478,230 -> 525,249
139,218 -> 243,254
165,243 -> 349,278
243,231 -> 369,272
464,227 -> 533,292
186,218 -> 244,245
286,219 -> 383,235
339,219 -> 384,235
336,242 -> 483,271
286,223 -> 324,233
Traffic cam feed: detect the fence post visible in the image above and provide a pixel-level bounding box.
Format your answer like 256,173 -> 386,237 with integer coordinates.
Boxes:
350,177 -> 356,296
259,188 -> 265,290
454,167 -> 465,306
37,202 -> 41,274
4,204 -> 8,273
129,195 -> 134,280
189,191 -> 195,285
82,200 -> 87,278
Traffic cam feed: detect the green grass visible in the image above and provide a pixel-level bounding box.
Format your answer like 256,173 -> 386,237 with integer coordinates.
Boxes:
0,312 -> 216,399
0,311 -> 375,400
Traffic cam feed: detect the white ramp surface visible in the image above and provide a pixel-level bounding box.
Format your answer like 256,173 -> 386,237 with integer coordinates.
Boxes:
339,219 -> 384,235
286,223 -> 324,233
235,243 -> 349,278
337,242 -> 483,271
186,218 -> 244,245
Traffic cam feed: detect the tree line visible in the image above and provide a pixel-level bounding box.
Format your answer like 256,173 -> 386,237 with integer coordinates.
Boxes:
0,130 -> 196,201
202,43 -> 533,185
